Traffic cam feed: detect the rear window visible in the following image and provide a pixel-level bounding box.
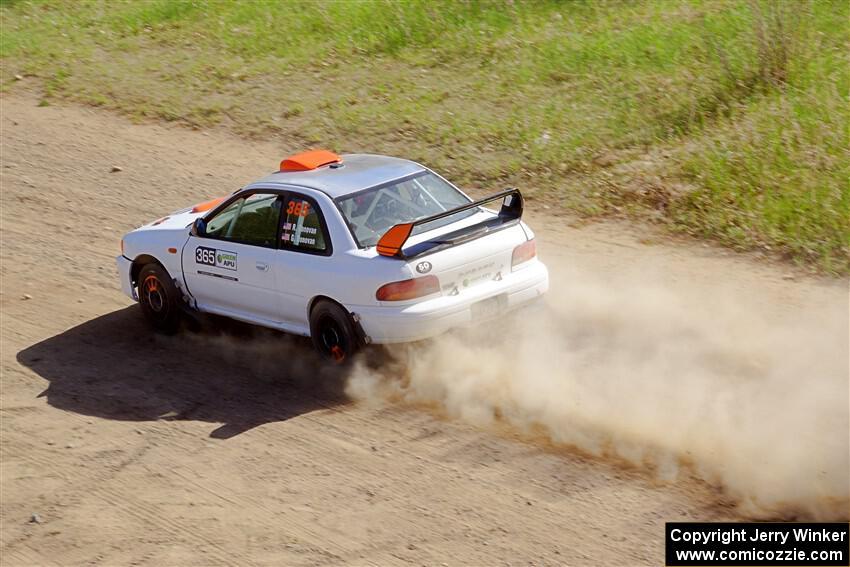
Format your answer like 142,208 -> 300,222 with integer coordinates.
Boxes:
336,172 -> 473,247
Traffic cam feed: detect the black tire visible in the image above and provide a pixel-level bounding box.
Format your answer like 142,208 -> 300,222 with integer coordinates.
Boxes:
137,263 -> 181,334
310,300 -> 359,364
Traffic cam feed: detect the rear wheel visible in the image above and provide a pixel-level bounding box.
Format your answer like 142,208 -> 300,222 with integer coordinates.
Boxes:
310,300 -> 359,364
138,263 -> 181,334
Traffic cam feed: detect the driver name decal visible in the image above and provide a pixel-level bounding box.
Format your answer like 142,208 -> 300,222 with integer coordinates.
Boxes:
281,220 -> 318,247
195,246 -> 238,271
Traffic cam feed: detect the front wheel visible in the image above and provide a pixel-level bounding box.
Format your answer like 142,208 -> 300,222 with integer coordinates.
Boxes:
137,263 -> 181,334
309,300 -> 359,364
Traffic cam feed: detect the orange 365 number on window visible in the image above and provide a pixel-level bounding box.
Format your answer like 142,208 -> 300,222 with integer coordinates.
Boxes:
287,200 -> 310,217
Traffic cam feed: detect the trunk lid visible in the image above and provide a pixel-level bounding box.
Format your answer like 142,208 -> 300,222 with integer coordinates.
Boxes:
403,210 -> 527,296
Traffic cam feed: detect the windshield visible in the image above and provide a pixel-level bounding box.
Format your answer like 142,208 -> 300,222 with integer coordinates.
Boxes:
337,171 -> 474,247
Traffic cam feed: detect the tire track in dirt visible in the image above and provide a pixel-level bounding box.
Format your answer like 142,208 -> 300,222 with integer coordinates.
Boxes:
7,439 -> 263,566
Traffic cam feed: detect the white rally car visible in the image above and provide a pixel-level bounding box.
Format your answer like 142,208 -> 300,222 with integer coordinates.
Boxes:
117,150 -> 548,362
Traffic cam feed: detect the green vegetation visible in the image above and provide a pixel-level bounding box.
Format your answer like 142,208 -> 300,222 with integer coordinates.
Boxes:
2,0 -> 847,271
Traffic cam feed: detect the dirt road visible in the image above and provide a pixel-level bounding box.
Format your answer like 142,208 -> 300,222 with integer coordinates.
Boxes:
1,94 -> 847,566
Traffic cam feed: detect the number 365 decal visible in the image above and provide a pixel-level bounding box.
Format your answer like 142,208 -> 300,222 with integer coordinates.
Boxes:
287,200 -> 310,217
195,246 -> 238,271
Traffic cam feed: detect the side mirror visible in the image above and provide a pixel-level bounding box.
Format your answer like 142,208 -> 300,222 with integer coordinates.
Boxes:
191,217 -> 207,237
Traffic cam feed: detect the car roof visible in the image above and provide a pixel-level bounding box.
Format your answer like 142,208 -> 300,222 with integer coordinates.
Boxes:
250,153 -> 426,199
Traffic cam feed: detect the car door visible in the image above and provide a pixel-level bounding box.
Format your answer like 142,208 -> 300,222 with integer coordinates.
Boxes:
182,191 -> 284,324
274,191 -> 335,326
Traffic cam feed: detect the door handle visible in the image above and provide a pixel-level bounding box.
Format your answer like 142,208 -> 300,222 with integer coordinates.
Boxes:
256,261 -> 269,272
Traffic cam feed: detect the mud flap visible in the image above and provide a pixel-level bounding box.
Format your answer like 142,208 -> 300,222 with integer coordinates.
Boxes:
349,312 -> 372,346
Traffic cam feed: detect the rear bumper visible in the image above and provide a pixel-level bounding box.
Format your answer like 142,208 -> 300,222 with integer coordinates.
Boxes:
116,255 -> 136,301
356,259 -> 549,344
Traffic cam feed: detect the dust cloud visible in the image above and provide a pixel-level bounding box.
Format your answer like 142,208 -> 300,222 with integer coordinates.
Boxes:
347,258 -> 850,520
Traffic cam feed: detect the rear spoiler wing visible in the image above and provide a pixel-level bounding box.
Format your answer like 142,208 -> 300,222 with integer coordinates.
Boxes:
376,188 -> 523,259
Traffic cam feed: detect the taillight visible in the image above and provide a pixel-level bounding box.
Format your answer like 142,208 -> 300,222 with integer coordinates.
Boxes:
512,239 -> 536,269
376,275 -> 440,301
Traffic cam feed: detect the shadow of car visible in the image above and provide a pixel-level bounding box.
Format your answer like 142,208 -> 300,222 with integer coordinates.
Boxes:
16,307 -> 351,439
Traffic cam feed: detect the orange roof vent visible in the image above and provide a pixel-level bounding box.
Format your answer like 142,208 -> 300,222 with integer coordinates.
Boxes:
280,150 -> 342,172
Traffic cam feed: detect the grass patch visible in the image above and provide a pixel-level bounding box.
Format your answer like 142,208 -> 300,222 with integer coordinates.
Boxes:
2,0 -> 847,272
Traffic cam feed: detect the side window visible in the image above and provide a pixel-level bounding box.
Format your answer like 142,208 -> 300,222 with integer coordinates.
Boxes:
280,194 -> 329,254
205,193 -> 282,247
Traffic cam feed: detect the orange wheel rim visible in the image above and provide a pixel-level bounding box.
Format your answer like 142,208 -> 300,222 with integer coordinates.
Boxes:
142,274 -> 165,313
330,345 -> 345,363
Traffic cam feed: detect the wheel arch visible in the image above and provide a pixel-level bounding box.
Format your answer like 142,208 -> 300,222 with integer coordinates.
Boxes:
308,294 -> 348,318
130,254 -> 166,287
308,295 -> 370,346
